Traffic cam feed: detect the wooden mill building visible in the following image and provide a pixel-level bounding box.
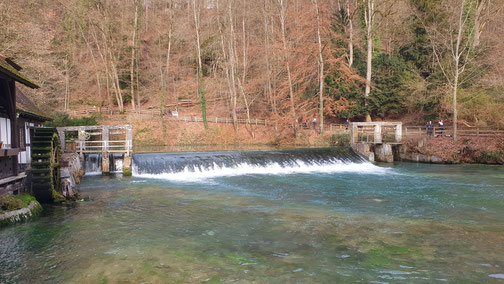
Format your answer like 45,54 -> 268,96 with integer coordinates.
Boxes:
0,54 -> 47,196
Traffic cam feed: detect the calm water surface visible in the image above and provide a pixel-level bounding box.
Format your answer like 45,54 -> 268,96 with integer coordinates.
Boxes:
1,150 -> 504,283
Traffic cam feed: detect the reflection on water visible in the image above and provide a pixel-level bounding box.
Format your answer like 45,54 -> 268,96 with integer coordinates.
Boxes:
1,159 -> 504,283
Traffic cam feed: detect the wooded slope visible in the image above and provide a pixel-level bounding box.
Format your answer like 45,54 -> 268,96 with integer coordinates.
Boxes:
1,0 -> 503,128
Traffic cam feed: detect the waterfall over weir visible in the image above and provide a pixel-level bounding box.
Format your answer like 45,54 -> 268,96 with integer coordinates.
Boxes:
84,153 -> 125,175
133,147 -> 385,180
84,154 -> 102,176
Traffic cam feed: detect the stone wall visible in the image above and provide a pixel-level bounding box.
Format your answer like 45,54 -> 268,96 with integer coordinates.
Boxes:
60,153 -> 84,200
351,144 -> 375,162
0,201 -> 42,227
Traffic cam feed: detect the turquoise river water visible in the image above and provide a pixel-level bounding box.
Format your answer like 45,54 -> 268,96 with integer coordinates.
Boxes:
1,147 -> 503,283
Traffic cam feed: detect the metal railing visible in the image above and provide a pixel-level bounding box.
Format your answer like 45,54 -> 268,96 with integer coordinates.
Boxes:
350,122 -> 403,144
65,140 -> 132,155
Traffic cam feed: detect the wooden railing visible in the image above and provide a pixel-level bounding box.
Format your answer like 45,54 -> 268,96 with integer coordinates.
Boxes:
403,126 -> 504,138
163,116 -> 270,126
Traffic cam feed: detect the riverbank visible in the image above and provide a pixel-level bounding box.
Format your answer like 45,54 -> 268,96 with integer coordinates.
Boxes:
99,118 -> 337,147
401,136 -> 504,164
0,194 -> 42,227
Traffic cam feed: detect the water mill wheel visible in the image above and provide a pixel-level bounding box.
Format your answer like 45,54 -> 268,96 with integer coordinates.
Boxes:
31,127 -> 61,203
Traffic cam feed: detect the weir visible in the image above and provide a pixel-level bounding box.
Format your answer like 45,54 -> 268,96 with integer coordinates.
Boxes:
57,125 -> 133,175
132,147 -> 372,179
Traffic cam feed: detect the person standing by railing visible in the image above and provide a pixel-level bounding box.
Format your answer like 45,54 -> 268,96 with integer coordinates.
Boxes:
426,121 -> 434,136
437,119 -> 444,136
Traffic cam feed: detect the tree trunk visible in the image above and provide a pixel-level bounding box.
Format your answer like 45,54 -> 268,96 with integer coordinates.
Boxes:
263,1 -> 276,114
222,1 -> 238,132
192,0 -> 208,129
90,23 -> 111,108
314,0 -> 324,134
104,30 -> 124,113
279,0 -> 297,136
452,0 -> 466,142
240,8 -> 254,138
161,27 -> 172,117
346,0 -> 354,67
130,1 -> 140,111
364,0 -> 374,122
78,22 -> 103,108
217,2 -> 237,131
473,0 -> 487,48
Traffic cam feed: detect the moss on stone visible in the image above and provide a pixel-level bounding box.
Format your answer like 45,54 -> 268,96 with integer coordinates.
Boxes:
0,199 -> 42,228
52,190 -> 66,203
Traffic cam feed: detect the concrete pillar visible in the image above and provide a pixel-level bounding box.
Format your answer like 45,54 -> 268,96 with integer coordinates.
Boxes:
375,144 -> 394,163
102,154 -> 110,175
351,123 -> 358,144
374,124 -> 382,144
58,129 -> 66,151
126,126 -> 133,156
102,126 -> 109,154
101,126 -> 110,175
123,154 -> 132,176
77,127 -> 85,160
395,123 -> 402,143
351,143 -> 375,162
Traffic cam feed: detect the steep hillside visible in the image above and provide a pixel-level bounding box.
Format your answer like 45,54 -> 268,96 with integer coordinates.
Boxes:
1,0 -> 503,128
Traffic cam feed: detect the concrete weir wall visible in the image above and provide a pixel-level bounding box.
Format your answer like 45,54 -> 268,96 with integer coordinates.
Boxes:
374,144 -> 394,163
351,143 -> 375,162
351,143 -> 396,163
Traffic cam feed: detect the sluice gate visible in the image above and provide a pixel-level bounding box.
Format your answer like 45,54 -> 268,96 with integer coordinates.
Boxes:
57,125 -> 133,175
350,122 -> 403,163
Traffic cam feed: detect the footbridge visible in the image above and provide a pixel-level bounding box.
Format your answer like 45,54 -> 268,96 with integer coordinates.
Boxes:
57,125 -> 133,175
350,122 -> 402,163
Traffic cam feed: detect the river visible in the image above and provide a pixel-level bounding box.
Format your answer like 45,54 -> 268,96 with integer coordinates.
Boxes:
1,147 -> 503,283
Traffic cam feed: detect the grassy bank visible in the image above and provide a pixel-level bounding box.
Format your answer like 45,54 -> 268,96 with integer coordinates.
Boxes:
0,194 -> 42,227
0,194 -> 38,213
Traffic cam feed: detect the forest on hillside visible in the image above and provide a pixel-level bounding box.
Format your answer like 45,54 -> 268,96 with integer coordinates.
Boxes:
1,0 -> 503,130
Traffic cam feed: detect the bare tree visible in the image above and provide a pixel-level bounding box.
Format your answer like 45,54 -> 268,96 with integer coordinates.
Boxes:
278,0 -> 297,136
363,0 -> 375,122
160,0 -> 174,117
346,0 -> 354,67
263,0 -> 277,114
313,0 -> 325,134
130,0 -> 141,110
428,0 -> 478,141
192,0 -> 208,129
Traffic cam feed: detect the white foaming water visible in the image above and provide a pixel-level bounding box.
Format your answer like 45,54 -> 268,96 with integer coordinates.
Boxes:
133,159 -> 389,181
112,159 -> 124,174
